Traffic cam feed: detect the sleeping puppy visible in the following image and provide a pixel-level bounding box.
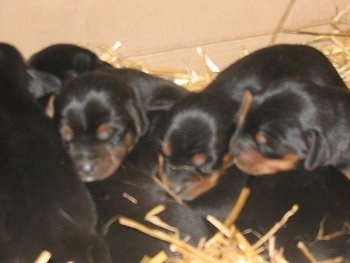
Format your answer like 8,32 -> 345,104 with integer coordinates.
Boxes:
230,78 -> 350,178
53,68 -> 188,182
28,43 -> 111,107
0,43 -> 112,262
159,91 -> 238,201
158,44 -> 348,201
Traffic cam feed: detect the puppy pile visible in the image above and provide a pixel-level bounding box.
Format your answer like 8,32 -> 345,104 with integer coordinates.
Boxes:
1,42 -> 349,263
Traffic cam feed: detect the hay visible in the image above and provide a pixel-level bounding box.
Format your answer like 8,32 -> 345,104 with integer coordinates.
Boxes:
118,188 -> 297,263
34,251 -> 51,263
284,5 -> 350,87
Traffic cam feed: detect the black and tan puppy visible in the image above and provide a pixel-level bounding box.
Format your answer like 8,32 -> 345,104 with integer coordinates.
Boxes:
53,68 -> 188,182
159,91 -> 238,200
230,78 -> 350,178
158,44 -> 347,201
0,43 -> 112,262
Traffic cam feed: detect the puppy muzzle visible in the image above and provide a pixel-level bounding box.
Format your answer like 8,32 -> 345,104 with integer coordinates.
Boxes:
158,155 -> 223,201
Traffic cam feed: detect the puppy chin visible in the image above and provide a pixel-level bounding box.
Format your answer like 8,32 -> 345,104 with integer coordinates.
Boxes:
175,175 -> 221,201
80,169 -> 114,182
234,150 -> 299,176
158,161 -> 222,201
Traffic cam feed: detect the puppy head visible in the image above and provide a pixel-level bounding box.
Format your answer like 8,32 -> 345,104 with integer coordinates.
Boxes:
230,80 -> 331,175
54,71 -> 148,182
0,43 -> 28,90
158,92 -> 236,201
28,43 -> 110,82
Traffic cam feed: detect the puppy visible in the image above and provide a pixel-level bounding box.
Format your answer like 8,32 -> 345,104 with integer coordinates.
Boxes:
230,78 -> 350,178
53,68 -> 188,182
158,44 -> 347,201
0,43 -> 112,262
159,91 -> 238,201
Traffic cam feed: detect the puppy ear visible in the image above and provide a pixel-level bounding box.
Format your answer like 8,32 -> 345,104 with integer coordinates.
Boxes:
45,95 -> 55,118
125,100 -> 149,138
236,91 -> 253,129
304,129 -> 330,170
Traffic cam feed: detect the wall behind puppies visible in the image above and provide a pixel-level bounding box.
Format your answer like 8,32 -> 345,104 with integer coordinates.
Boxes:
0,0 -> 348,71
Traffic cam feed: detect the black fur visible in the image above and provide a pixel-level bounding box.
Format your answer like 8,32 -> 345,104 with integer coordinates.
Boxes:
28,43 -> 109,82
206,44 -> 347,100
0,43 -> 112,262
237,167 -> 350,262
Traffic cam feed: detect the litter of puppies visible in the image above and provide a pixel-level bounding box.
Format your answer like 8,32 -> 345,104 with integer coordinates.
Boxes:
1,5 -> 350,263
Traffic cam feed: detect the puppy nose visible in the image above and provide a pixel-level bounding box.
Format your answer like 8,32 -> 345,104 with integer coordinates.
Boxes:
78,162 -> 96,177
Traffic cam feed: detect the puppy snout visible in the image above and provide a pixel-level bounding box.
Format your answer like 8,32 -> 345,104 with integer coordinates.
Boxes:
165,167 -> 196,192
70,148 -> 101,180
78,162 -> 96,176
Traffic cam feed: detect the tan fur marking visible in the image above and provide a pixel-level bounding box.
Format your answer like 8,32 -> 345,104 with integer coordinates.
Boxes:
235,150 -> 299,176
60,124 -> 74,142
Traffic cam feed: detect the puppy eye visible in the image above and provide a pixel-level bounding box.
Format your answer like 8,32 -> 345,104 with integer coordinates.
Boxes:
254,131 -> 268,145
60,124 -> 74,142
96,123 -> 115,141
192,153 -> 207,167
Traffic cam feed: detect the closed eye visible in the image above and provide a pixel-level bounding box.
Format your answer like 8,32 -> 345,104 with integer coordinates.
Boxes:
96,123 -> 116,141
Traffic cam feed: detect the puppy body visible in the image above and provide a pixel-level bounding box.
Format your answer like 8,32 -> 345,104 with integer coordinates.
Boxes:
207,44 -> 347,100
230,78 -> 350,177
54,68 -> 188,182
0,43 -> 111,262
237,166 -> 350,262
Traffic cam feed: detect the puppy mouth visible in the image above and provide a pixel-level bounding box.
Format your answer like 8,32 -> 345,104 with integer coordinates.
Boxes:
157,155 -> 225,201
67,131 -> 136,182
72,145 -> 131,182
